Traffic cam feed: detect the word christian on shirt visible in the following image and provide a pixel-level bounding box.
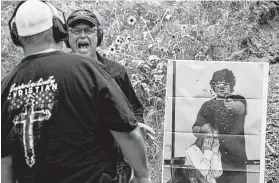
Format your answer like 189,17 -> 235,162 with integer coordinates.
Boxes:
7,76 -> 58,168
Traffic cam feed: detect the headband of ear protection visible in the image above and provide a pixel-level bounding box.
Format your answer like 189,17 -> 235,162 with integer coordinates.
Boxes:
8,0 -> 68,47
64,9 -> 104,48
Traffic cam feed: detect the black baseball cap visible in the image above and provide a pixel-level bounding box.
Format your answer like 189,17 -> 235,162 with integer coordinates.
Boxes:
67,9 -> 100,27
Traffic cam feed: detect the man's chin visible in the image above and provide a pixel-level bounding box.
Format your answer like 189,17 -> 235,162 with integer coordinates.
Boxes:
77,49 -> 91,56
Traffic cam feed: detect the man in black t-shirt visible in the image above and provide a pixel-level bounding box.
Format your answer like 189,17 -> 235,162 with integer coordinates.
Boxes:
192,69 -> 247,183
1,1 -> 151,183
65,10 -> 154,134
65,9 -> 155,183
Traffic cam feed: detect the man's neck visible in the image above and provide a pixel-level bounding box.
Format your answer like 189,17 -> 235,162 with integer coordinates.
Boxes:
90,52 -> 98,60
23,43 -> 61,58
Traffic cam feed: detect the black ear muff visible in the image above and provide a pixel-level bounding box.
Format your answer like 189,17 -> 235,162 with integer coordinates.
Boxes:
10,22 -> 22,46
52,17 -> 68,43
44,1 -> 68,43
97,27 -> 103,47
8,1 -> 26,47
64,36 -> 71,48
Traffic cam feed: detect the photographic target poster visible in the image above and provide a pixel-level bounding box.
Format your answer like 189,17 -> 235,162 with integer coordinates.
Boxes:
162,60 -> 269,183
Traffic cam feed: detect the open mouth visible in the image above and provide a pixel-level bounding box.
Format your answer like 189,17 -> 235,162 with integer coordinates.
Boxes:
78,42 -> 89,49
77,41 -> 90,52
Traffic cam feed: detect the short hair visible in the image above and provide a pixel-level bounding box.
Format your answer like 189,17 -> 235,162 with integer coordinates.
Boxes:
210,68 -> 236,93
18,28 -> 54,46
194,123 -> 219,150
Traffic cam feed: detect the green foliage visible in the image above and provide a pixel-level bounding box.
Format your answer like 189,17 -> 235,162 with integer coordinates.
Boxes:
1,1 -> 279,182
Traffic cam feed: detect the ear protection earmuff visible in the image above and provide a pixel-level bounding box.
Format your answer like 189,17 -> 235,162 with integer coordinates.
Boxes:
97,26 -> 104,47
8,0 -> 68,47
64,9 -> 104,48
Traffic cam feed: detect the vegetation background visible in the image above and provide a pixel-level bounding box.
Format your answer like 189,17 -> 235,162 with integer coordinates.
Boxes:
1,1 -> 278,183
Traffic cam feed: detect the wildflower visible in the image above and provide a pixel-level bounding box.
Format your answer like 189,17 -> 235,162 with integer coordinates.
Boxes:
141,83 -> 148,88
173,45 -> 181,53
108,45 -> 116,54
115,36 -> 124,45
119,48 -> 125,54
127,15 -> 136,25
102,52 -> 107,57
148,44 -> 153,49
181,24 -> 187,30
160,47 -> 168,52
125,35 -> 132,43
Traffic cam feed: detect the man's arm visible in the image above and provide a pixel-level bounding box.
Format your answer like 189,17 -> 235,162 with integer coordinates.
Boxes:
2,73 -> 17,183
1,155 -> 16,183
90,60 -> 151,182
121,70 -> 155,140
122,71 -> 144,123
110,126 -> 151,183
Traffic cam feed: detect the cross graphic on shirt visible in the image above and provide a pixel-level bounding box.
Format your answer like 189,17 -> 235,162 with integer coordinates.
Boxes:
13,94 -> 51,167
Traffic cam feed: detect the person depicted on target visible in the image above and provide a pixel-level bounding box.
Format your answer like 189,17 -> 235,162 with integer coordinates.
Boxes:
192,68 -> 248,183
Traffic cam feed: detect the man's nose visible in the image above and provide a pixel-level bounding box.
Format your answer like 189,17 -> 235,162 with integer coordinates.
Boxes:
80,30 -> 87,37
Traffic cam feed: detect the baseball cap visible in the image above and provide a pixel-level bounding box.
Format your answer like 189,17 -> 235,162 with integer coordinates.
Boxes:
15,0 -> 60,36
67,10 -> 100,27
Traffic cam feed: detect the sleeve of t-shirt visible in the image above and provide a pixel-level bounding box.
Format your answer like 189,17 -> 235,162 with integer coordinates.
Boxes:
192,101 -> 213,129
79,59 -> 138,132
1,91 -> 15,157
121,69 -> 144,123
1,72 -> 17,158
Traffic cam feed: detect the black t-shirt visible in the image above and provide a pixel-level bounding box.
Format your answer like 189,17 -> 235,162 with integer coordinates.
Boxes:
1,51 -> 137,183
193,95 -> 248,171
97,53 -> 144,123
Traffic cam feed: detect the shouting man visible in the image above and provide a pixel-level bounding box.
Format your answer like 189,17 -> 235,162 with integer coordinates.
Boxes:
66,9 -> 146,125
65,9 -> 155,182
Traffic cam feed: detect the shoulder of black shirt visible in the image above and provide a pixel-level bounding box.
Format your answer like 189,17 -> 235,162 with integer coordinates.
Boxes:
96,52 -> 127,77
97,52 -> 126,70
